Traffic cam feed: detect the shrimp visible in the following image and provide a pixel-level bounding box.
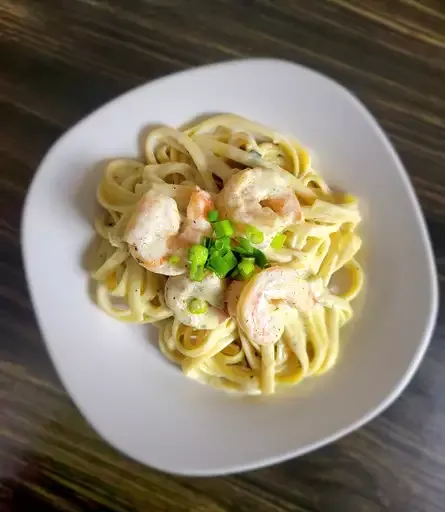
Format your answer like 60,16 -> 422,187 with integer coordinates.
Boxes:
225,280 -> 247,318
125,188 -> 215,275
218,167 -> 303,241
237,267 -> 317,346
180,188 -> 214,245
165,273 -> 228,329
125,190 -> 182,275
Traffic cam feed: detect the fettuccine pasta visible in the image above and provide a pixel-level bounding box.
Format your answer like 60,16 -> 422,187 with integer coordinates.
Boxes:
89,114 -> 363,395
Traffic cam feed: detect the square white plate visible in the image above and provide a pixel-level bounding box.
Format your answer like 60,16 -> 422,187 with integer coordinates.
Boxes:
22,59 -> 438,475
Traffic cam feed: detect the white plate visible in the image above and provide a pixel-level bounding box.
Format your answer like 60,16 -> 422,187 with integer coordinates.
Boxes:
22,59 -> 438,476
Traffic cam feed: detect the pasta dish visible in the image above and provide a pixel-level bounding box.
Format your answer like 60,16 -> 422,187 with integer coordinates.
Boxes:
90,114 -> 363,395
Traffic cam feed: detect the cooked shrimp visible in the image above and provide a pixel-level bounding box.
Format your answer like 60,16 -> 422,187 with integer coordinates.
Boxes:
179,188 -> 214,245
125,188 -> 215,275
165,273 -> 228,329
225,280 -> 247,318
218,167 -> 302,239
125,190 -> 183,275
237,267 -> 317,346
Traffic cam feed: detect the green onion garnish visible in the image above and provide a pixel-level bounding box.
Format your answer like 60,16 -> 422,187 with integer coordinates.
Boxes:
208,250 -> 237,278
223,251 -> 238,270
253,248 -> 268,268
188,244 -> 208,267
250,232 -> 264,245
270,233 -> 287,249
233,237 -> 255,255
187,220 -> 269,281
244,225 -> 264,245
207,210 -> 219,222
214,236 -> 231,253
188,298 -> 208,314
232,247 -> 251,256
213,219 -> 234,239
202,236 -> 212,249
238,258 -> 256,280
229,267 -> 240,278
189,263 -> 205,282
188,245 -> 208,282
208,255 -> 231,277
168,255 -> 180,264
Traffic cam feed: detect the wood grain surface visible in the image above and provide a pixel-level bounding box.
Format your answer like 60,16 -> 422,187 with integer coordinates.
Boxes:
1,0 -> 444,510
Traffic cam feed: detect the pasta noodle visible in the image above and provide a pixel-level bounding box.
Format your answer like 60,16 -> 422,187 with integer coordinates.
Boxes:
88,114 -> 364,395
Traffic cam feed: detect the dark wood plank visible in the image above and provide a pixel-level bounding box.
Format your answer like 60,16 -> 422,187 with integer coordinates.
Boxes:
1,0 -> 445,510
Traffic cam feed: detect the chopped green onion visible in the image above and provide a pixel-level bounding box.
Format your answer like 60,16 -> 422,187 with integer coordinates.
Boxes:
244,225 -> 257,238
188,244 -> 208,267
208,255 -> 231,277
188,298 -> 208,314
232,237 -> 255,256
168,255 -> 180,264
239,237 -> 253,251
189,263 -> 205,282
213,219 -> 234,238
244,225 -> 264,245
214,236 -> 231,252
232,246 -> 251,256
229,267 -> 240,278
207,210 -> 219,222
253,248 -> 268,268
208,250 -> 237,278
238,258 -> 256,280
232,249 -> 243,262
270,233 -> 287,249
202,236 -> 212,249
250,232 -> 264,245
223,251 -> 238,270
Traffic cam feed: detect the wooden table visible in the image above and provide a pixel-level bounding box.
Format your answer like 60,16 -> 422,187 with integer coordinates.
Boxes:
1,1 -> 444,510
